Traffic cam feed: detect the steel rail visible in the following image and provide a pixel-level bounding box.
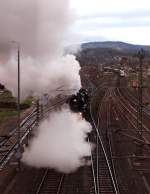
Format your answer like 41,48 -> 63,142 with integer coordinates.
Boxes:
111,88 -> 150,193
96,134 -> 100,194
0,109 -> 37,148
113,99 -> 150,144
0,98 -> 66,170
95,89 -> 108,194
117,88 -> 150,121
0,91 -> 69,171
106,95 -> 120,193
99,88 -> 120,193
112,98 -> 150,146
35,169 -> 64,194
90,93 -> 119,194
114,89 -> 150,135
0,107 -> 36,136
56,175 -> 65,194
43,99 -> 67,114
0,119 -> 36,169
35,169 -> 49,194
87,137 -> 98,194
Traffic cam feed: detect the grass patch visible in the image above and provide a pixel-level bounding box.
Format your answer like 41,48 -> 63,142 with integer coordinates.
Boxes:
0,108 -> 18,122
0,91 -> 33,122
22,96 -> 34,106
0,90 -> 16,103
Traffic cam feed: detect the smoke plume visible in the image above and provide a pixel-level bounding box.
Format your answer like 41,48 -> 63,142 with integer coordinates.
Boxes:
22,108 -> 92,173
0,0 -> 81,98
0,0 -> 93,173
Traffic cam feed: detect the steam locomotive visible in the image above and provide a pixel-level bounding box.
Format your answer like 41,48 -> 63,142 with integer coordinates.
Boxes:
67,88 -> 90,121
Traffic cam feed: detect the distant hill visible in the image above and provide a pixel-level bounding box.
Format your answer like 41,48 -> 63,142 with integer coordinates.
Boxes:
75,41 -> 150,67
81,41 -> 150,53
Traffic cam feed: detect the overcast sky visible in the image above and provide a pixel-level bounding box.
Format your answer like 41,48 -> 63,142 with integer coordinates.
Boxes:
70,0 -> 150,45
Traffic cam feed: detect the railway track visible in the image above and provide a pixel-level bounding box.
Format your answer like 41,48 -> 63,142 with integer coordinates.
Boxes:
0,108 -> 37,169
87,75 -> 150,193
88,75 -> 150,193
113,88 -> 150,147
117,87 -> 150,121
2,73 -> 150,194
90,84 -> 150,193
90,87 -> 120,194
109,87 -> 150,193
29,89 -> 119,194
32,150 -> 97,194
0,95 -> 68,170
113,87 -> 150,142
34,169 -> 64,194
32,136 -> 98,194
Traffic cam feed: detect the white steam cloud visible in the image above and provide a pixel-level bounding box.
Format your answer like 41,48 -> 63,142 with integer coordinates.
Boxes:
0,0 -> 92,173
0,0 -> 81,98
0,55 -> 81,98
22,108 -> 92,173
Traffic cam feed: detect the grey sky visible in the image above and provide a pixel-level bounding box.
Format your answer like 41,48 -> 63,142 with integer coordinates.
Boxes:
71,0 -> 150,44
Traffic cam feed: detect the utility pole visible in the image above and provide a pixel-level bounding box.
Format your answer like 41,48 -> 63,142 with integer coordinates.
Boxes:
117,64 -> 121,88
12,41 -> 21,169
136,48 -> 145,155
17,43 -> 21,169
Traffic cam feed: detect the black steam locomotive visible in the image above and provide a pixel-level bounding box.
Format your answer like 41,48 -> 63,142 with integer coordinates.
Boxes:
67,88 -> 91,121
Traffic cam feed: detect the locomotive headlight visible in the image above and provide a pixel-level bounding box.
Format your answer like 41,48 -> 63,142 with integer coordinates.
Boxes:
78,112 -> 83,119
79,112 -> 82,116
